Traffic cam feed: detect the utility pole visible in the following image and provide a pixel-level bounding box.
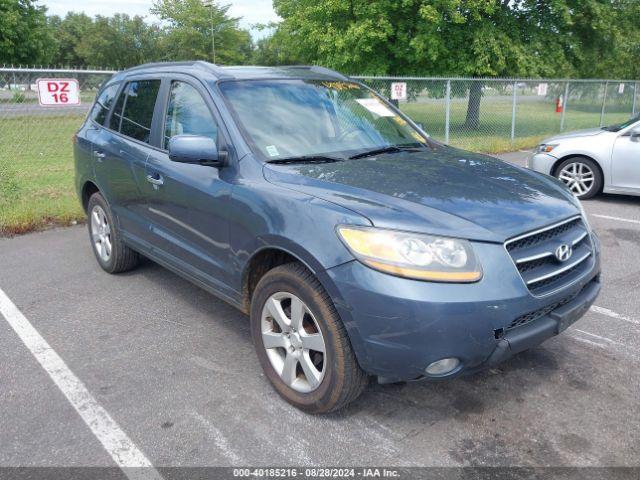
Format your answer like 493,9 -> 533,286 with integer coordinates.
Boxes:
204,0 -> 216,63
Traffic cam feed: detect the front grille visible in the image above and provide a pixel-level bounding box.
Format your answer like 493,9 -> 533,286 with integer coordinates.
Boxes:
507,293 -> 577,331
505,216 -> 594,296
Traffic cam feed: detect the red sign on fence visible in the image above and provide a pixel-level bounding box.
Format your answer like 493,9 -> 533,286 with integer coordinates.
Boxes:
36,78 -> 80,106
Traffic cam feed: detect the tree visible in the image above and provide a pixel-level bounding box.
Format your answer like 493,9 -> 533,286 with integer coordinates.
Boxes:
270,0 -> 640,129
151,0 -> 252,65
50,12 -> 94,67
75,14 -> 163,69
0,0 -> 56,65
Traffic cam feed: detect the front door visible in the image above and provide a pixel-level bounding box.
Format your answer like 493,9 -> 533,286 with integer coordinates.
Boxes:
611,129 -> 640,192
142,78 -> 236,298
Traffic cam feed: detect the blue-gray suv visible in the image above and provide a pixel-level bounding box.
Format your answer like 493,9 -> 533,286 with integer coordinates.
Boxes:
74,62 -> 601,413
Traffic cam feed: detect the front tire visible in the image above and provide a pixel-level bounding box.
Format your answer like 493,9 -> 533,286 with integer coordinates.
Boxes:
554,157 -> 602,199
250,263 -> 367,413
87,192 -> 139,273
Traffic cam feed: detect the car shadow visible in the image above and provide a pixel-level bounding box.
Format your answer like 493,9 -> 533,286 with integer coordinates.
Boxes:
589,192 -> 640,206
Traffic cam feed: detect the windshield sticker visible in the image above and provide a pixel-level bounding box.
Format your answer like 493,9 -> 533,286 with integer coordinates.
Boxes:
265,145 -> 280,157
321,81 -> 360,91
355,98 -> 395,117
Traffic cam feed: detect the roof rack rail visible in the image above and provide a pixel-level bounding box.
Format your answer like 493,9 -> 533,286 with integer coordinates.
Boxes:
283,65 -> 349,81
121,61 -> 233,79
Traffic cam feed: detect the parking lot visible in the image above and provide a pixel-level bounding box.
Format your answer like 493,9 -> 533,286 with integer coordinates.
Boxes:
1,151 -> 639,471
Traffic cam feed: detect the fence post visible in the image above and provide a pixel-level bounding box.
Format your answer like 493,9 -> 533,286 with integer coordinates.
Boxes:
445,80 -> 451,145
633,82 -> 638,116
560,81 -> 570,132
510,81 -> 517,143
599,81 -> 608,127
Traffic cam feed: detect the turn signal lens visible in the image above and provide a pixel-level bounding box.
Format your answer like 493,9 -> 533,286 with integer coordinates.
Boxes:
337,226 -> 482,282
535,143 -> 558,153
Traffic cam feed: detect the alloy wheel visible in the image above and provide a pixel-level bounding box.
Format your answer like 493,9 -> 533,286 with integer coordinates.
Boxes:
558,162 -> 595,196
261,292 -> 326,393
90,205 -> 112,262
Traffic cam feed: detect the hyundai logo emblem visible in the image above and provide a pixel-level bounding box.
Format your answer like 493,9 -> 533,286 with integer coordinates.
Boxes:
555,243 -> 573,262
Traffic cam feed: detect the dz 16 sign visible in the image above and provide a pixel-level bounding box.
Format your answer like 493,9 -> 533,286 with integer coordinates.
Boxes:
36,78 -> 80,106
391,82 -> 407,101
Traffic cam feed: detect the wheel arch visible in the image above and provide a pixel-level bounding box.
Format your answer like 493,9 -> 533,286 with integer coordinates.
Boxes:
240,245 -> 320,314
81,180 -> 101,213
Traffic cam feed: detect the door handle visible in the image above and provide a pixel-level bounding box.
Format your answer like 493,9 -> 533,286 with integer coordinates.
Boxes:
146,173 -> 164,187
93,151 -> 106,161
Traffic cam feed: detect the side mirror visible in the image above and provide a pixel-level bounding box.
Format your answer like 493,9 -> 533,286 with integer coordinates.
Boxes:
168,135 -> 227,167
630,128 -> 640,142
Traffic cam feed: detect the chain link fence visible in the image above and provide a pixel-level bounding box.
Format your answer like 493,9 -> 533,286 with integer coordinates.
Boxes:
355,76 -> 639,153
0,68 -> 116,232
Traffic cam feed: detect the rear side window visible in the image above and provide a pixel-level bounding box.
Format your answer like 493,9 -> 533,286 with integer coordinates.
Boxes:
109,80 -> 161,144
164,81 -> 218,149
89,83 -> 119,125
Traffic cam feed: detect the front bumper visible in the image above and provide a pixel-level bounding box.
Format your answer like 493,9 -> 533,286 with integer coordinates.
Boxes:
319,234 -> 601,382
527,152 -> 558,174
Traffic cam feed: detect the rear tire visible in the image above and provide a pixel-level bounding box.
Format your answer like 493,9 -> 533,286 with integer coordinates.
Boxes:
554,157 -> 602,199
250,263 -> 367,413
87,192 -> 139,274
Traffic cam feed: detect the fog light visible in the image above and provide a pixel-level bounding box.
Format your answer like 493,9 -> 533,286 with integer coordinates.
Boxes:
425,357 -> 460,376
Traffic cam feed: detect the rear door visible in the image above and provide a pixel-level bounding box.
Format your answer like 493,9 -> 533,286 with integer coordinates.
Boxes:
93,77 -> 163,241
142,76 -> 236,297
610,126 -> 640,192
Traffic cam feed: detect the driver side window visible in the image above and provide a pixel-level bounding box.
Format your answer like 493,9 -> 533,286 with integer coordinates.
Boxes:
164,81 -> 218,150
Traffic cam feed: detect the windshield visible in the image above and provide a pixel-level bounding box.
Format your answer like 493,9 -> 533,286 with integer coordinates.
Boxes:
602,114 -> 640,132
218,79 -> 428,160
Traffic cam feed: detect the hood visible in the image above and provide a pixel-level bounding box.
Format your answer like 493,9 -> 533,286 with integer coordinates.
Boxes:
541,127 -> 607,144
263,146 -> 580,243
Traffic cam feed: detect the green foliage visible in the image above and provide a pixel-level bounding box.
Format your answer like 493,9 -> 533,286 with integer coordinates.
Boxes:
151,0 -> 252,64
0,0 -> 56,65
269,0 -> 639,79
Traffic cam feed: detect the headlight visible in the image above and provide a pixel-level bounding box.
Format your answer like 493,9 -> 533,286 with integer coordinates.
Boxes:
336,226 -> 482,282
536,143 -> 558,153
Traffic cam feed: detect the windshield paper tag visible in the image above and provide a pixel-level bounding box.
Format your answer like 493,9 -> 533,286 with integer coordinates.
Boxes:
265,145 -> 279,157
355,98 -> 395,117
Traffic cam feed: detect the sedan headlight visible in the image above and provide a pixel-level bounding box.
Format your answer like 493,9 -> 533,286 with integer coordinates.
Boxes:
535,143 -> 559,153
337,226 -> 482,282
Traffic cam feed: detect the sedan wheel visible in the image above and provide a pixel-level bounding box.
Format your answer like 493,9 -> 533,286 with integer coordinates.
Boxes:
554,157 -> 602,199
558,162 -> 594,196
261,292 -> 326,393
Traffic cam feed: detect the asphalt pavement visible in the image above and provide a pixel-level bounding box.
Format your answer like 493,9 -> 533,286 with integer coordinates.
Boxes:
1,151 -> 639,470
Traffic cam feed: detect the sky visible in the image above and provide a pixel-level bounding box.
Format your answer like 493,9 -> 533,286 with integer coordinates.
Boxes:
37,0 -> 280,38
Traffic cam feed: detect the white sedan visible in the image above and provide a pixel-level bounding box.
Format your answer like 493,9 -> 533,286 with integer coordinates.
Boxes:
527,115 -> 640,199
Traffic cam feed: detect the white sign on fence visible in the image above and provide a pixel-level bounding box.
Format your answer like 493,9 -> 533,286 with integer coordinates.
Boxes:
391,82 -> 407,100
36,78 -> 80,106
618,83 -> 625,94
537,83 -> 548,96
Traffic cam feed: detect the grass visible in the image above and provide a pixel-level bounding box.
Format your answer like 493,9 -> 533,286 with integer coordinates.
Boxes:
400,96 -> 633,153
0,96 -> 635,236
0,114 -> 85,235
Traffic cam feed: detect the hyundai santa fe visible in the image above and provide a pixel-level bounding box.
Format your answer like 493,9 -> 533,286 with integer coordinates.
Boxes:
74,62 -> 601,413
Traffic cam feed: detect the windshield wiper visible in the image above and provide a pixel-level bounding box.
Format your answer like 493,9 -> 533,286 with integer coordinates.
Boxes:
348,144 -> 425,160
266,155 -> 343,165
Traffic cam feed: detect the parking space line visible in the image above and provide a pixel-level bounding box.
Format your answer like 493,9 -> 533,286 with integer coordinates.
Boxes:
573,329 -> 624,346
590,305 -> 639,326
0,287 -> 163,480
591,214 -> 640,225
